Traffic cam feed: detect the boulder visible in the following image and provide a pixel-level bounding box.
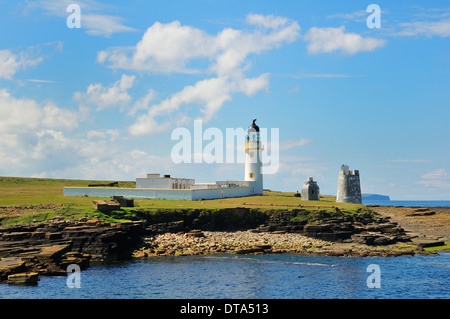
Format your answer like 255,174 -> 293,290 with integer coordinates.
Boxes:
92,200 -> 121,212
145,221 -> 185,234
7,272 -> 39,286
59,252 -> 91,270
45,232 -> 63,240
0,257 -> 27,282
304,224 -> 333,232
37,244 -> 71,261
414,239 -> 445,248
30,232 -> 46,240
2,232 -> 32,241
235,247 -> 265,255
185,230 -> 205,237
372,235 -> 397,246
351,233 -> 397,246
113,196 -> 134,207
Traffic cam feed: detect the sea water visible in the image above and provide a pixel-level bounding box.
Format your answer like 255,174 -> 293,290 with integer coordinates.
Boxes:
2,200 -> 448,300
1,253 -> 448,299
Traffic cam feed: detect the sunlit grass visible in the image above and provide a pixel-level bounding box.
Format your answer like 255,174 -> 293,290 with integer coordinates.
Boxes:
0,176 -> 366,225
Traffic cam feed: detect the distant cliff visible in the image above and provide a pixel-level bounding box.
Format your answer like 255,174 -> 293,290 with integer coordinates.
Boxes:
362,194 -> 390,201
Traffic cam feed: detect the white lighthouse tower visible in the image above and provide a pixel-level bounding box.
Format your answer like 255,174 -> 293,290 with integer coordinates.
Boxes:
245,119 -> 264,195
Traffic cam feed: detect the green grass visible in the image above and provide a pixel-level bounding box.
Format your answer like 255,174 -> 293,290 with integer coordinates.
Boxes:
0,176 -> 135,225
423,244 -> 450,252
0,176 -> 368,226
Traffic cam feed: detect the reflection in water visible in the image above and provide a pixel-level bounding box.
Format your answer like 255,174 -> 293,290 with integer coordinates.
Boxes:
0,253 -> 448,299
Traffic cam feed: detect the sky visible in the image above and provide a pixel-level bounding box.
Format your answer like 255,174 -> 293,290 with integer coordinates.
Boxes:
0,0 -> 449,200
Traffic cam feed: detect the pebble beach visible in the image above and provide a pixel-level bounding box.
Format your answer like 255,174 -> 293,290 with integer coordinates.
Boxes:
135,230 -> 332,257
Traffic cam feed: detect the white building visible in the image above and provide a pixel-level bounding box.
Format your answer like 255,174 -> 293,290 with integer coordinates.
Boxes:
136,174 -> 195,189
64,119 -> 265,200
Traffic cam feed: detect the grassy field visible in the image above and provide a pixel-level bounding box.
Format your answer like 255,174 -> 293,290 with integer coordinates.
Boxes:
0,176 -> 366,226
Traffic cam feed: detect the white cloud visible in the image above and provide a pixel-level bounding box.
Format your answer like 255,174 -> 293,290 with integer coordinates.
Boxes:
128,89 -> 156,116
396,20 -> 450,37
0,49 -> 43,79
128,73 -> 271,137
303,26 -> 386,54
0,50 -> 21,79
0,89 -> 80,133
74,74 -> 135,111
277,161 -> 327,181
0,89 -> 88,176
421,168 -> 448,179
128,77 -> 232,136
87,129 -> 120,142
99,21 -> 214,73
327,10 -> 368,22
98,14 -> 300,136
41,103 -> 81,131
98,14 -> 300,76
246,13 -> 289,29
25,0 -> 137,37
237,73 -> 270,96
418,180 -> 450,188
81,14 -> 137,37
30,129 -> 72,160
0,88 -> 166,179
418,168 -> 450,188
279,139 -> 312,151
26,79 -> 57,83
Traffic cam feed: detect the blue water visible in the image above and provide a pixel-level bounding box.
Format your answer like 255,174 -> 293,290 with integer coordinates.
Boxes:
1,253 -> 449,299
362,200 -> 450,207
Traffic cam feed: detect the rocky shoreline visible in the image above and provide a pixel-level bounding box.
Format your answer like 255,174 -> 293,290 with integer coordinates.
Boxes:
0,218 -> 145,284
369,205 -> 450,246
1,205 -> 446,285
133,229 -> 426,258
134,230 -> 331,257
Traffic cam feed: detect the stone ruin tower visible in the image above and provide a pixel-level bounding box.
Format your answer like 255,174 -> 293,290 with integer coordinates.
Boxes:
301,177 -> 320,200
336,164 -> 362,204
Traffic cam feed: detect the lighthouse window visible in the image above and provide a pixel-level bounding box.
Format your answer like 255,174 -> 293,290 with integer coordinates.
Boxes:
249,173 -> 254,178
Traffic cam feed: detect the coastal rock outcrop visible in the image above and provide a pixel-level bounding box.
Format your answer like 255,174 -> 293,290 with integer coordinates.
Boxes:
7,272 -> 39,286
0,205 -> 430,284
0,219 -> 146,283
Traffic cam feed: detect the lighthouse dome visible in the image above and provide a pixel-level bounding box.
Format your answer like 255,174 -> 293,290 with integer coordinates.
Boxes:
248,119 -> 259,132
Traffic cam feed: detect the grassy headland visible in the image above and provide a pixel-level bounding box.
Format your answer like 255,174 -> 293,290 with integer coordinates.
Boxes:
2,176 -> 442,258
0,176 -> 369,226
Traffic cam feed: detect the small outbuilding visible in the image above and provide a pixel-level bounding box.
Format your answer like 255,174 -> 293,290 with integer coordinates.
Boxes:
301,177 -> 320,201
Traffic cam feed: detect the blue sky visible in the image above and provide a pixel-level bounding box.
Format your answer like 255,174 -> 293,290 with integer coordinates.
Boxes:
0,0 -> 449,199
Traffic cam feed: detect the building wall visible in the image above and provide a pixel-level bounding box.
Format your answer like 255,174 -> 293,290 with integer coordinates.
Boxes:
190,183 -> 218,190
63,185 -> 257,201
301,178 -> 320,201
63,187 -> 193,200
336,165 -> 362,204
136,178 -> 195,189
216,181 -> 250,188
244,140 -> 263,195
191,186 -> 253,200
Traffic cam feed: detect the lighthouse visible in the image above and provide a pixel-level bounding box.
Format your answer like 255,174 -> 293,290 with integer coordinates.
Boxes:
245,119 -> 264,195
